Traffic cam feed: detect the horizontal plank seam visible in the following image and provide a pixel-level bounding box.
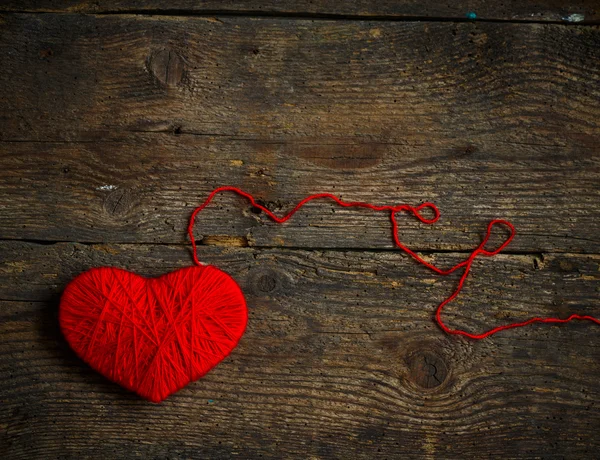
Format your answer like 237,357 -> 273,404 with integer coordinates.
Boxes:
2,236 -> 599,253
0,10 -> 599,26
1,237 -> 595,257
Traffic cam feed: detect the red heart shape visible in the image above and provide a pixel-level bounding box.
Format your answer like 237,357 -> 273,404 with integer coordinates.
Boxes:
59,265 -> 247,402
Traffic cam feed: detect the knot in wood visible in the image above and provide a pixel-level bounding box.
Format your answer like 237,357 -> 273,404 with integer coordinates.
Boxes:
256,273 -> 277,293
148,49 -> 184,87
408,350 -> 448,389
103,187 -> 134,217
247,267 -> 282,296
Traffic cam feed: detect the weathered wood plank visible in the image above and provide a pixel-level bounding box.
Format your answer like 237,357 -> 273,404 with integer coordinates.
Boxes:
0,15 -> 599,253
3,15 -> 600,144
0,137 -> 598,253
1,9 -> 599,460
0,1 -> 597,23
1,241 -> 599,458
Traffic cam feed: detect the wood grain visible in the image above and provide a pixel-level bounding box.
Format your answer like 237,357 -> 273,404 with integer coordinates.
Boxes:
1,10 -> 600,459
1,136 -> 599,254
0,14 -> 599,253
3,15 -> 600,145
0,0 -> 598,23
1,241 -> 599,458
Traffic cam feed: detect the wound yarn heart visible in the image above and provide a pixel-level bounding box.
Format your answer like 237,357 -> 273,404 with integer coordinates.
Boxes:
60,265 -> 247,403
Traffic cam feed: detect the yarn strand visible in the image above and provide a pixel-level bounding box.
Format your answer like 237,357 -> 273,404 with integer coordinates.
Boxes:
188,186 -> 600,339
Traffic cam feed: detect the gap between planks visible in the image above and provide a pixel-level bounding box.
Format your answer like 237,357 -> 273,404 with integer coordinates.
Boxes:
0,237 -> 588,257
0,10 -> 598,26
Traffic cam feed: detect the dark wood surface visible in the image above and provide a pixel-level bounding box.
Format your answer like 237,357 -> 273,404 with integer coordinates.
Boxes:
1,0 -> 599,23
1,4 -> 599,459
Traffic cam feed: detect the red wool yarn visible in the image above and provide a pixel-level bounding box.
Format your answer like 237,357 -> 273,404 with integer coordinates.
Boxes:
60,186 -> 600,403
60,265 -> 247,403
189,187 -> 600,338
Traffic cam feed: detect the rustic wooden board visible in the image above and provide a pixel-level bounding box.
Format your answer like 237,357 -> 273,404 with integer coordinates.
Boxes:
1,14 -> 599,253
1,241 -> 599,458
1,136 -> 598,254
1,9 -> 600,460
3,15 -> 600,145
0,1 -> 598,23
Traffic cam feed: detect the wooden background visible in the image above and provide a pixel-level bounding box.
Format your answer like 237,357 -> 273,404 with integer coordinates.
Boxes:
1,1 -> 599,458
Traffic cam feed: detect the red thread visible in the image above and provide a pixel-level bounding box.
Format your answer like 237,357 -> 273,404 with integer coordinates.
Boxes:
60,265 -> 247,402
189,186 -> 600,339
